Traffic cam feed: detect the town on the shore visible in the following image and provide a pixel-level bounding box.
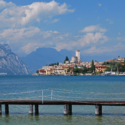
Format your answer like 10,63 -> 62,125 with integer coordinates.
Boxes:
35,50 -> 125,76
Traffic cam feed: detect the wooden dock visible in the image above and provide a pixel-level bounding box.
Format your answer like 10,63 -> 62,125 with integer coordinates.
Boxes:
1,100 -> 125,116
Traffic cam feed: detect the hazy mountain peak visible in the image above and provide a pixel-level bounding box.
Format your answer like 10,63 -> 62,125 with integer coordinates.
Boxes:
22,47 -> 74,73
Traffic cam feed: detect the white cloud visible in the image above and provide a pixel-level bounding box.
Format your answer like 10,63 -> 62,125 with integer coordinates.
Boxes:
42,30 -> 59,38
83,43 -> 125,54
0,0 -> 75,27
105,19 -> 113,24
0,26 -> 65,54
54,43 -> 71,51
54,32 -> 108,52
52,19 -> 59,23
0,0 -> 14,9
21,43 -> 38,54
77,32 -> 108,46
98,3 -> 101,7
117,37 -> 125,41
80,25 -> 107,33
0,27 -> 40,41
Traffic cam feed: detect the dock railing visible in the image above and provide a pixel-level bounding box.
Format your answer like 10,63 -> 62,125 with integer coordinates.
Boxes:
1,88 -> 125,116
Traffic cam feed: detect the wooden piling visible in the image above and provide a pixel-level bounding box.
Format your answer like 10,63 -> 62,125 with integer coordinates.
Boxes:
29,104 -> 33,115
0,104 -> 2,115
69,104 -> 72,115
95,104 -> 102,116
64,104 -> 69,115
35,104 -> 39,115
5,104 -> 9,115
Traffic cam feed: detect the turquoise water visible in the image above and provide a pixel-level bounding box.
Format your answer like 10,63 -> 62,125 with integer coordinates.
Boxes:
0,75 -> 125,125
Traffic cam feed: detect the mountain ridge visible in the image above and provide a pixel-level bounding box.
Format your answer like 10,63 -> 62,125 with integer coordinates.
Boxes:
0,44 -> 30,75
22,47 -> 74,73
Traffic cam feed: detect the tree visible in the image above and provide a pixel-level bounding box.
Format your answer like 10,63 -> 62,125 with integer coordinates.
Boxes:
106,67 -> 110,71
64,56 -> 69,63
91,60 -> 95,73
57,62 -> 59,65
116,62 -> 122,68
49,62 -> 59,66
36,70 -> 39,73
67,67 -> 71,72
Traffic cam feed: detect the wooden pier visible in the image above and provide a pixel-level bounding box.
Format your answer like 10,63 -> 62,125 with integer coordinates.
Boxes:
1,100 -> 125,116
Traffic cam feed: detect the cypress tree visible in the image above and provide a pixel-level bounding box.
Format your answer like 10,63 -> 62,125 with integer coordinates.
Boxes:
64,56 -> 69,63
91,60 -> 95,73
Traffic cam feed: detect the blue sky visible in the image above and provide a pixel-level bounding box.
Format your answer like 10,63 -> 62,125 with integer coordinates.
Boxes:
0,0 -> 125,60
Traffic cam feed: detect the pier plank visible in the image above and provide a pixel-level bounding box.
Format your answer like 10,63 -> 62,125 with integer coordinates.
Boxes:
0,100 -> 125,106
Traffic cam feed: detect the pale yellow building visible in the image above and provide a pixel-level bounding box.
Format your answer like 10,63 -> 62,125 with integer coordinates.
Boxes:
95,65 -> 107,73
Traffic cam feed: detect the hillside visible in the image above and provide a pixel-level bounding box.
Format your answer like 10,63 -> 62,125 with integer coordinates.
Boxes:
0,44 -> 30,75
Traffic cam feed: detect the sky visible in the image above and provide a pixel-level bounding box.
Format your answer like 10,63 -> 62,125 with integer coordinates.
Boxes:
0,0 -> 125,60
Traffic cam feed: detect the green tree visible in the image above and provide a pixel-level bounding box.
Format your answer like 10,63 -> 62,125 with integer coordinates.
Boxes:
106,67 -> 110,71
116,62 -> 122,68
36,70 -> 39,73
64,56 -> 69,63
91,60 -> 95,73
67,67 -> 71,72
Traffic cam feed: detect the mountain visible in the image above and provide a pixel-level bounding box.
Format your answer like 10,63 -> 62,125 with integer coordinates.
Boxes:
0,44 -> 30,75
22,48 -> 74,73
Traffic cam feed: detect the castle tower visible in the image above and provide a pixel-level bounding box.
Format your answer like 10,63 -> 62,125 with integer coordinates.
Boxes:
76,50 -> 81,62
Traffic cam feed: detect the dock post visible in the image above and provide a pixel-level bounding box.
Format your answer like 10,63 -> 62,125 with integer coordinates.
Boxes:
0,104 -> 2,115
69,104 -> 72,115
35,104 -> 39,115
95,104 -> 102,116
29,104 -> 33,115
5,104 -> 9,115
64,104 -> 69,115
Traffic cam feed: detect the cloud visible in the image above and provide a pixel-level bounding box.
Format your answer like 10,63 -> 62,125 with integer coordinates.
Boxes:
0,0 -> 14,9
117,37 -> 125,41
77,32 -> 108,46
21,43 -> 38,54
54,32 -> 108,52
0,26 -> 62,54
98,3 -> 101,7
105,19 -> 113,24
0,27 -> 40,41
80,25 -> 107,33
83,43 -> 125,54
54,43 -> 71,51
52,19 -> 60,23
0,0 -> 75,27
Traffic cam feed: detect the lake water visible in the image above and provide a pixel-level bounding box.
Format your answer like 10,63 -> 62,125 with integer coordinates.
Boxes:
0,75 -> 125,125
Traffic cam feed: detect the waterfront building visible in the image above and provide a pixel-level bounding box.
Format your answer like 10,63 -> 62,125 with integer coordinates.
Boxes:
39,69 -> 46,75
53,67 -> 65,74
45,68 -> 54,75
95,65 -> 107,73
